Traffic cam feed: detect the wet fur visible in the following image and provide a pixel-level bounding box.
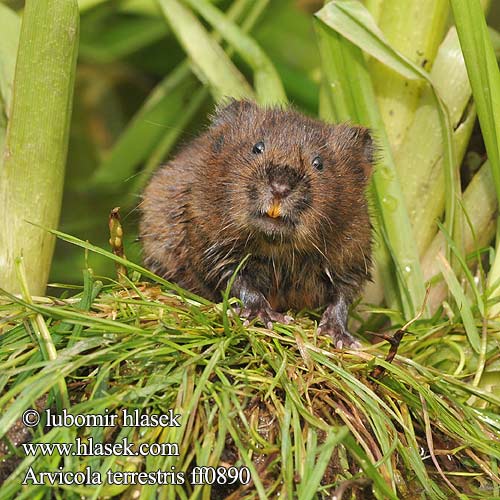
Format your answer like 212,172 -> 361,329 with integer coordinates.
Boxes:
140,100 -> 373,318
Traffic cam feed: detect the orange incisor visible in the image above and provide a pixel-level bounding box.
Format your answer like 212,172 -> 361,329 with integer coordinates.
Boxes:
266,200 -> 281,218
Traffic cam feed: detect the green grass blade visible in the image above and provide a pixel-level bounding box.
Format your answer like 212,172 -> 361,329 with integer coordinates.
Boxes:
157,0 -> 254,102
450,0 -> 500,314
343,433 -> 399,500
297,427 -> 349,500
184,0 -> 286,105
451,0 -> 500,202
130,86 -> 209,196
0,0 -> 79,295
437,253 -> 481,353
280,396 -> 294,495
44,225 -> 211,304
1,269 -> 499,496
91,0 -> 263,194
79,14 -> 168,63
14,257 -> 70,411
435,220 -> 485,317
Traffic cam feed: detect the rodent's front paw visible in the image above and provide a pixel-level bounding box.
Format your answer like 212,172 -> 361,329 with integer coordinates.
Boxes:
317,321 -> 361,349
238,306 -> 293,329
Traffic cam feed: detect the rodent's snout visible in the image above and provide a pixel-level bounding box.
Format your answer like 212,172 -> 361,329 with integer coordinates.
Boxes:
263,164 -> 306,220
270,180 -> 291,200
266,164 -> 301,198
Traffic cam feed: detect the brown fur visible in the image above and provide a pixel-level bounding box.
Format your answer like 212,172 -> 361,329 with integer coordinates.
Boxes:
140,100 -> 373,334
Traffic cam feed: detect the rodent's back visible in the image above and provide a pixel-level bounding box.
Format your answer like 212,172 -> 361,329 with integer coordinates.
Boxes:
140,99 -> 374,309
140,143 -> 211,297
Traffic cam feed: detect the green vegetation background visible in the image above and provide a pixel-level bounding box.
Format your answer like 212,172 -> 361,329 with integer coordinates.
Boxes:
48,0 -> 500,286
51,0 -> 324,285
2,0 -> 500,498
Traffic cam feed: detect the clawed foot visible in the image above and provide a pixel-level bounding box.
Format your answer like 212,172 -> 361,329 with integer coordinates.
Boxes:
317,321 -> 361,349
317,299 -> 361,349
236,306 -> 293,329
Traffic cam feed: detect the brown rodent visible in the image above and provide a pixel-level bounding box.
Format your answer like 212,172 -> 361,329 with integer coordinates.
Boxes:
140,99 -> 374,348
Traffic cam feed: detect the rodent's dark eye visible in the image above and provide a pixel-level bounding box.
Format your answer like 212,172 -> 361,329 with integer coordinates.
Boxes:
252,141 -> 265,154
312,155 -> 323,171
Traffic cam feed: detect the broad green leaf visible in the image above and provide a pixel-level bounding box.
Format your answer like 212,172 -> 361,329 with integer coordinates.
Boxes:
369,0 -> 448,151
317,0 -> 429,81
316,1 -> 458,265
423,161 -> 498,312
0,0 -> 79,295
157,0 -> 253,102
396,28 -> 474,255
184,0 -> 287,105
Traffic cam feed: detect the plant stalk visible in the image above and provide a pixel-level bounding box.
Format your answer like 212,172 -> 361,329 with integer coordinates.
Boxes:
0,0 -> 79,294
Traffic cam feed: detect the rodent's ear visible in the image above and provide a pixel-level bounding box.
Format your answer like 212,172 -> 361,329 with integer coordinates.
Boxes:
344,126 -> 375,179
210,99 -> 257,127
357,127 -> 375,168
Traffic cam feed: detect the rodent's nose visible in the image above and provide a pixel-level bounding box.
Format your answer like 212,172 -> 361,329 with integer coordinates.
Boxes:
270,181 -> 291,199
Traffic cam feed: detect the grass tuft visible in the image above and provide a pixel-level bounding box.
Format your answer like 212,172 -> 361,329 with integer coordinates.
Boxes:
1,237 -> 499,498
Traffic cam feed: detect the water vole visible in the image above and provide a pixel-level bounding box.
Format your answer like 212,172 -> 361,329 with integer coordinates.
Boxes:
140,99 -> 374,348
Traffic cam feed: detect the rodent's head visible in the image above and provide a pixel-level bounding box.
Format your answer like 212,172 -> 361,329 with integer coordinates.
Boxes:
204,100 -> 374,253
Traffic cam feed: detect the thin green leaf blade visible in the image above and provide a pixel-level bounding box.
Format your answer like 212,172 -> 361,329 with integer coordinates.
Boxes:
297,427 -> 349,500
451,0 -> 500,203
184,0 -> 287,105
157,0 -> 254,102
316,0 -> 427,82
437,253 -> 481,353
451,0 -> 500,314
